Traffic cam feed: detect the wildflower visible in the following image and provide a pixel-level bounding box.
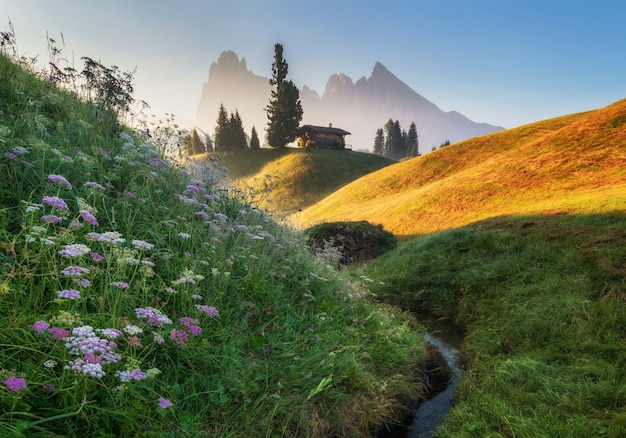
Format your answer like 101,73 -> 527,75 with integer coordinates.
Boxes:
66,359 -> 105,378
131,239 -> 154,250
63,156 -> 74,163
123,324 -> 143,336
79,210 -> 99,227
83,181 -> 105,190
97,328 -> 123,339
96,231 -> 125,244
12,146 -> 28,155
235,224 -> 249,232
69,221 -> 83,229
188,325 -> 203,336
42,214 -> 62,224
48,174 -> 72,190
124,190 -> 136,199
195,211 -> 209,220
58,244 -> 91,258
214,213 -> 228,221
49,327 -> 70,340
164,287 -> 178,294
90,252 -> 104,262
135,307 -> 172,326
127,336 -> 142,347
98,148 -> 109,157
195,305 -> 219,317
191,294 -> 203,300
116,368 -> 147,382
62,265 -> 90,277
42,196 -> 69,211
3,376 -> 27,391
158,397 -> 173,408
183,251 -> 191,257
170,329 -> 189,346
75,278 -> 91,287
179,317 -> 196,327
33,320 -> 50,333
111,281 -> 129,289
42,383 -> 56,391
43,359 -> 57,368
152,332 -> 165,344
4,152 -> 16,159
145,368 -> 161,378
178,232 -> 191,239
57,289 -> 81,300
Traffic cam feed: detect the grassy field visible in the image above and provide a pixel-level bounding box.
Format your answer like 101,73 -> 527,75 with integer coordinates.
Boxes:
293,100 -> 626,237
0,45 -> 427,436
360,212 -> 626,437
218,148 -> 395,214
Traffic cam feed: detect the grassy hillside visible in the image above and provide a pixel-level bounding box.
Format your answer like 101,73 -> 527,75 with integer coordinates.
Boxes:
0,47 -> 426,436
361,213 -> 626,437
294,100 -> 626,236
218,148 -> 395,214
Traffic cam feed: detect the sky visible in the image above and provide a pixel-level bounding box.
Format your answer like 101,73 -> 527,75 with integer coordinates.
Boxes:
4,0 -> 626,130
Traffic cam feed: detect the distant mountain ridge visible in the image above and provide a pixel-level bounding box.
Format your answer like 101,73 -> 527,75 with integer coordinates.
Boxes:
196,51 -> 503,151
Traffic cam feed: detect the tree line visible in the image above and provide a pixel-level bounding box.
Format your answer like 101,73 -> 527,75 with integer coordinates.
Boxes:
182,43 -> 301,156
372,119 -> 419,160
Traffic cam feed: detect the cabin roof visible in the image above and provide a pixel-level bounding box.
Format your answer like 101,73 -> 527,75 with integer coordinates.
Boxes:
301,125 -> 351,136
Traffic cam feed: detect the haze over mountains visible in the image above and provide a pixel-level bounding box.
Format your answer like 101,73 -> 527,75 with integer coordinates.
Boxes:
196,51 -> 503,151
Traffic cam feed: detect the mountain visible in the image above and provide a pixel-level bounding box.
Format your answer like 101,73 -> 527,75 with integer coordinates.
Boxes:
196,52 -> 503,151
294,98 -> 626,236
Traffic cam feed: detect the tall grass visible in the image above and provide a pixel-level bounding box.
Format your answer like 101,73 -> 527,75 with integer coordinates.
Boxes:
0,32 -> 426,437
362,213 -> 626,437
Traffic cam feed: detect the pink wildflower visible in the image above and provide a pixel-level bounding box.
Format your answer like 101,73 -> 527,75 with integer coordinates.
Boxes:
79,210 -> 99,227
42,196 -> 68,211
170,329 -> 189,346
48,327 -> 70,339
48,174 -> 72,190
3,376 -> 27,391
195,305 -> 219,317
33,320 -> 50,333
158,397 -> 173,408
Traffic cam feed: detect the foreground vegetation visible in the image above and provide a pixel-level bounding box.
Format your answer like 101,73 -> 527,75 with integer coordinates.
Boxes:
0,41 -> 427,436
361,213 -> 626,437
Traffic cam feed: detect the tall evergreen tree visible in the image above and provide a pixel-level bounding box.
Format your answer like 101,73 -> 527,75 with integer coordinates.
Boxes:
373,128 -> 384,155
406,122 -> 419,157
250,126 -> 260,150
230,110 -> 247,151
265,43 -> 303,148
191,128 -> 205,155
383,119 -> 395,158
214,103 -> 229,152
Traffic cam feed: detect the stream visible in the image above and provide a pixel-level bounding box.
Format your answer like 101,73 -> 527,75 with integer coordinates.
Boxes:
387,315 -> 463,438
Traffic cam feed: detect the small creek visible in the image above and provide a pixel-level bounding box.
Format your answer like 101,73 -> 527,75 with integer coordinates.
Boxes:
386,315 -> 463,438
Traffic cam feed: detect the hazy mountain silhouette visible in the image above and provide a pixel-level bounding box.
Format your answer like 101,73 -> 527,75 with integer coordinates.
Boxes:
196,51 -> 503,151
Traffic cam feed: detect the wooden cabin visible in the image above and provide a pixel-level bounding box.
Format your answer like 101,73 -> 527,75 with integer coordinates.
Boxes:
297,124 -> 351,150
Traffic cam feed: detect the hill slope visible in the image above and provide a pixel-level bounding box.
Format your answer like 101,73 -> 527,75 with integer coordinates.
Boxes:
293,99 -> 626,236
219,148 -> 396,214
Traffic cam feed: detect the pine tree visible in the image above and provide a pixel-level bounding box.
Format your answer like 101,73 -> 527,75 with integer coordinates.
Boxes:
250,126 -> 260,150
265,43 -> 303,148
230,110 -> 247,151
191,129 -> 205,155
373,128 -> 384,154
214,103 -> 229,152
406,122 -> 419,157
383,119 -> 395,158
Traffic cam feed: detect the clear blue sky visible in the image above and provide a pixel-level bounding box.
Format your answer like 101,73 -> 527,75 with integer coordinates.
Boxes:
5,0 -> 626,129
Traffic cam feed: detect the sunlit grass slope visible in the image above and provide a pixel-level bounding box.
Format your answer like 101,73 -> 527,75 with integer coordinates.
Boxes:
219,148 -> 395,214
294,100 -> 626,236
0,51 -> 425,437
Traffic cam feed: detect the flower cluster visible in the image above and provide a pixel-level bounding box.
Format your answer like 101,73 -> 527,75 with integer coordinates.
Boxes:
135,307 -> 172,327
196,305 -> 219,317
3,376 -> 27,391
58,244 -> 91,258
48,174 -> 72,190
115,368 -> 147,382
61,265 -> 90,277
63,325 -> 122,378
42,195 -> 69,211
57,289 -> 81,300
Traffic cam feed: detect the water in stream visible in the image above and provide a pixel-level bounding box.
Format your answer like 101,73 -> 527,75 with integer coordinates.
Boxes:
404,316 -> 463,438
